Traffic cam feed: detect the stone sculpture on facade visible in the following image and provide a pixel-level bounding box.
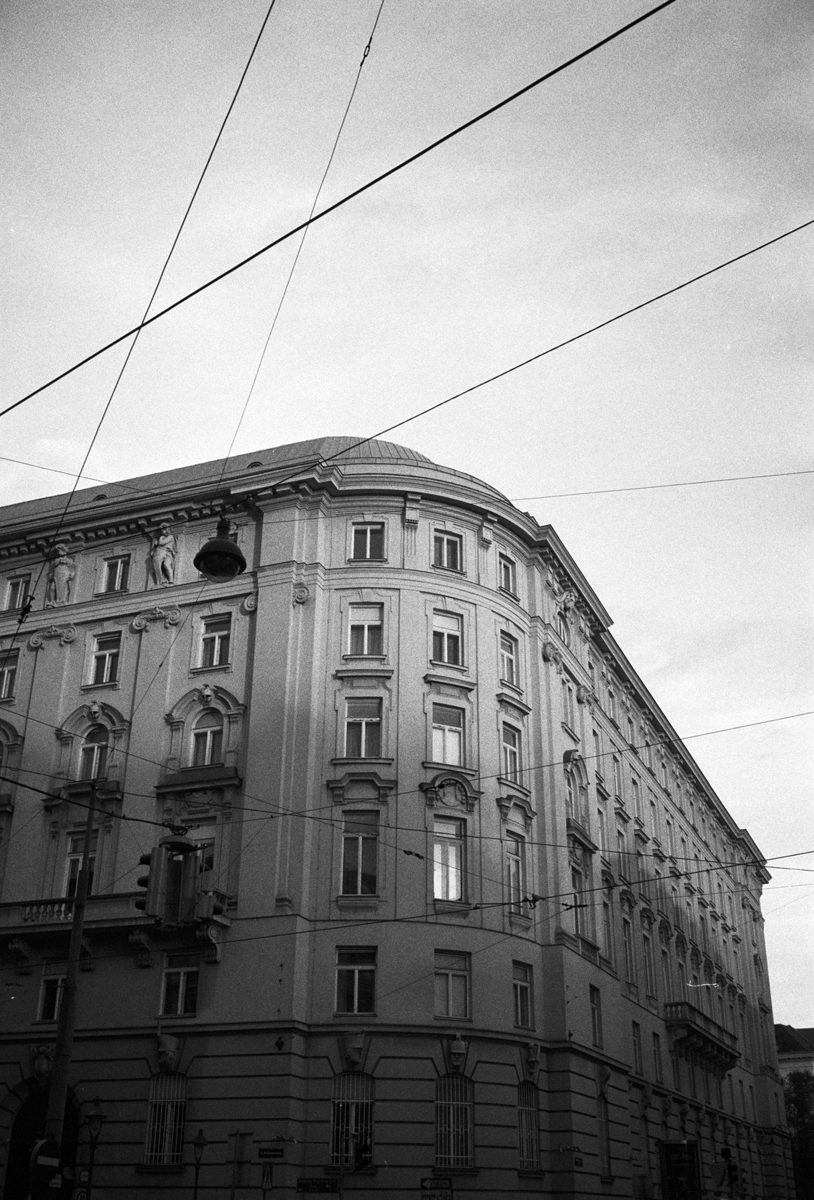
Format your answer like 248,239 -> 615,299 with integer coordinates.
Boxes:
149,523 -> 177,586
45,544 -> 76,607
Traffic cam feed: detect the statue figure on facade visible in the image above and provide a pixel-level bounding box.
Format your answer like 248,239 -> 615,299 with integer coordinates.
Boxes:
46,544 -> 76,607
149,523 -> 177,586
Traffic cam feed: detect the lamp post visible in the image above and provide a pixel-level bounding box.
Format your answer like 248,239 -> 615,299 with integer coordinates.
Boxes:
191,1128 -> 209,1200
85,1098 -> 105,1200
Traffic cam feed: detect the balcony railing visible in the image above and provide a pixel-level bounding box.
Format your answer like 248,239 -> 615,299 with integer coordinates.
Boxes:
664,1000 -> 739,1072
0,891 -> 144,933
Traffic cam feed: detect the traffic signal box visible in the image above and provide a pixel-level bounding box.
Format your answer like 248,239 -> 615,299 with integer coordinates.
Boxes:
135,836 -> 199,926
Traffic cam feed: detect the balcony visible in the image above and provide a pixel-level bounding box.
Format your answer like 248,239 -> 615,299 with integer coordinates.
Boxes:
664,1000 -> 739,1073
0,891 -> 147,936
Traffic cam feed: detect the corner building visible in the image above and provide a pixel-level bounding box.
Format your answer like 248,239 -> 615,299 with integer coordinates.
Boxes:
0,437 -> 792,1198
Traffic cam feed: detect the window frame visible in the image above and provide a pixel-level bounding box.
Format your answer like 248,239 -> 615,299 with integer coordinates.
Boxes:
499,631 -> 519,687
101,555 -> 130,594
501,722 -> 522,783
91,632 -> 121,686
335,947 -> 376,1014
506,832 -> 526,914
191,710 -> 224,767
432,530 -> 463,573
431,703 -> 464,766
144,1072 -> 186,1167
512,961 -> 533,1029
344,698 -> 383,759
79,725 -> 109,781
433,816 -> 465,902
200,614 -> 231,669
350,522 -> 385,562
331,1072 -> 374,1168
39,971 -> 66,1022
347,603 -> 384,657
517,1080 -> 541,1169
431,610 -> 462,666
161,953 -> 200,1017
434,950 -> 470,1019
0,647 -> 19,700
341,811 -> 379,897
64,829 -> 98,897
589,985 -> 603,1047
498,552 -> 517,596
6,574 -> 31,611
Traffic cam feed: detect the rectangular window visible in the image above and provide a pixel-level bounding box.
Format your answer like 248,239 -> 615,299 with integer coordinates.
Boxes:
607,687 -> 617,722
331,1073 -> 374,1168
631,776 -> 642,820
622,917 -> 635,982
336,948 -> 376,1013
433,531 -> 462,572
653,1032 -> 663,1082
498,553 -> 517,595
341,812 -> 379,896
433,817 -> 464,902
348,604 -> 383,656
0,648 -> 18,700
590,985 -> 603,1047
432,704 -> 463,765
91,632 -> 121,685
64,831 -> 97,897
39,972 -> 65,1021
561,677 -> 576,729
612,755 -> 622,798
602,898 -> 614,960
571,866 -> 585,936
200,614 -> 231,667
507,833 -> 526,913
145,1073 -> 186,1166
102,555 -> 130,593
6,574 -> 32,611
345,699 -> 382,758
161,953 -> 199,1016
518,1080 -> 540,1170
501,723 -> 521,783
434,951 -> 470,1018
352,523 -> 384,561
499,632 -> 518,686
436,1075 -> 473,1169
432,611 -> 462,665
632,1021 -> 643,1073
643,931 -> 656,996
513,961 -> 533,1028
593,728 -> 603,779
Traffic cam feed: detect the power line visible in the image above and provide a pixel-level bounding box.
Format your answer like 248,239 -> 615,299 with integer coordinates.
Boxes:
1,0 -> 679,418
511,468 -> 814,502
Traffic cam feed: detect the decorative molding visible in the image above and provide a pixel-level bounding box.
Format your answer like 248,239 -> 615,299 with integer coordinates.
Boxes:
496,793 -> 536,827
403,494 -> 421,527
9,937 -> 34,974
243,593 -> 258,613
541,641 -> 563,673
129,930 -> 153,968
292,582 -> 310,606
421,772 -> 480,812
196,922 -> 222,964
28,624 -> 77,649
131,605 -> 182,632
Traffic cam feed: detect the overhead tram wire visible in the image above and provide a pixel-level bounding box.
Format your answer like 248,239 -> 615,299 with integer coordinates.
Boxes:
214,0 -> 388,483
2,455 -> 811,509
2,0 -> 679,418
0,0 -> 279,673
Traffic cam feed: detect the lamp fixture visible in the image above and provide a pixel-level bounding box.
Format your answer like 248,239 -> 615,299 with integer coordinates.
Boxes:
194,515 -> 247,583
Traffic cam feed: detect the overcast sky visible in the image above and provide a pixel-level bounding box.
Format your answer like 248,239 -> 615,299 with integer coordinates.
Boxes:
2,0 -> 812,1023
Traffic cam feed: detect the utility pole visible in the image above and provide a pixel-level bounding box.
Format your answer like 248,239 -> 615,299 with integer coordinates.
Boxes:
44,782 -> 97,1153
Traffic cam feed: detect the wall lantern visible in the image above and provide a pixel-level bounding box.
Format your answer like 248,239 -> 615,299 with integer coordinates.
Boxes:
194,515 -> 246,583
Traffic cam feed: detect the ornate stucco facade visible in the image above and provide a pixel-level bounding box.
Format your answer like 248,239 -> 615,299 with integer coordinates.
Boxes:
0,437 -> 792,1198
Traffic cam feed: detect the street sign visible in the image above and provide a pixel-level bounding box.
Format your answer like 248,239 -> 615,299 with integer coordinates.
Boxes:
259,1146 -> 285,1159
296,1179 -> 339,1194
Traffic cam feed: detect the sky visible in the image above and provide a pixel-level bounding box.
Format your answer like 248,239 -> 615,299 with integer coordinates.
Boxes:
2,0 -> 812,1023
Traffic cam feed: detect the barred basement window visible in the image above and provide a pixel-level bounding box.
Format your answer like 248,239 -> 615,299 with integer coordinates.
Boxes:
144,1072 -> 186,1166
330,1072 -> 374,1167
517,1080 -> 541,1169
435,1074 -> 473,1168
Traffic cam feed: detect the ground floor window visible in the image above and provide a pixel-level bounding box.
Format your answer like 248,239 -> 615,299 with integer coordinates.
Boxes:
435,1074 -> 473,1168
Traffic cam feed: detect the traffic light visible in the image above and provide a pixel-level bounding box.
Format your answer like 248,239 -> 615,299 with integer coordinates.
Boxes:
134,836 -> 198,925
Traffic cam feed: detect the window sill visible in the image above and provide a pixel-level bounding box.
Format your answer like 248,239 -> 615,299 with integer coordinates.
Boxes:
331,756 -> 394,767
498,586 -> 519,603
190,663 -> 232,674
81,681 -> 120,692
334,1010 -> 375,1019
336,895 -> 381,912
348,557 -> 387,564
431,564 -> 465,575
94,589 -> 130,598
0,695 -> 17,705
433,899 -> 473,915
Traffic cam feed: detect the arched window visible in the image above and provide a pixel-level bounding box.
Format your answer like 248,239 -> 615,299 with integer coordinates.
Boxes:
79,725 -> 108,780
435,1075 -> 473,1168
331,1072 -> 374,1167
565,770 -> 579,819
191,711 -> 223,767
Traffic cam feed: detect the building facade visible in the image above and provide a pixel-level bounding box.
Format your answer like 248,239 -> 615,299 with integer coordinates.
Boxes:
0,437 -> 792,1198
